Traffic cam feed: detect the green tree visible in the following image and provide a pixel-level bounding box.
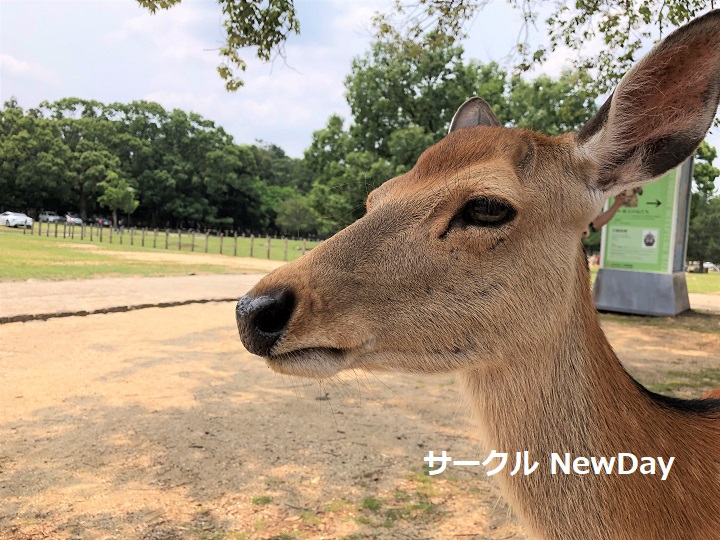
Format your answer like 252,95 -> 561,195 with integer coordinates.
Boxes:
375,1 -> 718,96
138,0 -> 299,91
70,139 -> 123,220
688,141 -> 720,271
345,35 -> 507,157
507,69 -> 598,135
687,196 -> 720,272
304,33 -> 601,235
693,140 -> 720,201
275,196 -> 320,236
0,99 -> 72,212
2,97 -> 303,231
97,172 -> 140,227
139,0 -> 716,97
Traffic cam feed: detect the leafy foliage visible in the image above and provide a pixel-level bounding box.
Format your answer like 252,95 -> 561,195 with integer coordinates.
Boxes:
0,98 -> 304,233
97,172 -> 140,227
12,21 -> 701,241
374,0 -> 718,98
688,141 -> 720,269
141,0 -> 716,100
138,0 -> 300,91
688,196 -> 720,270
305,33 -> 599,232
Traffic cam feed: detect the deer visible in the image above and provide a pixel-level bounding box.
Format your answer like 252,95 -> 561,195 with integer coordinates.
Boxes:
236,11 -> 720,540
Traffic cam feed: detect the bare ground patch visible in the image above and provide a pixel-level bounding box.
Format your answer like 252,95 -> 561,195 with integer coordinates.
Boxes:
56,243 -> 286,273
1,303 -> 718,539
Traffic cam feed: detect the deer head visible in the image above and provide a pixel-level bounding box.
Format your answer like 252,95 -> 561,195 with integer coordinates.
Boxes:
236,11 -> 720,381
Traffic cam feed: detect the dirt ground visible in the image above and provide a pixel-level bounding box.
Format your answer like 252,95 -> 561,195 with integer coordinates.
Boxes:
55,246 -> 288,273
1,296 -> 720,539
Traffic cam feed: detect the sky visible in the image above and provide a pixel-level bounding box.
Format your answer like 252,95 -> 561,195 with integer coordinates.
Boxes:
1,0 -> 719,158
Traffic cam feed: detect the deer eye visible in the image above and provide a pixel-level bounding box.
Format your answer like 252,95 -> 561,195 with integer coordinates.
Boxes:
461,197 -> 515,227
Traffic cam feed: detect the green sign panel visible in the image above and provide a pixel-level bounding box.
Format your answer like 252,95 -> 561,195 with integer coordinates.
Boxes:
602,169 -> 677,273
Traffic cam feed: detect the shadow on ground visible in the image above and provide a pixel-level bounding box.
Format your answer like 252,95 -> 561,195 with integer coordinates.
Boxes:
0,303 -> 523,540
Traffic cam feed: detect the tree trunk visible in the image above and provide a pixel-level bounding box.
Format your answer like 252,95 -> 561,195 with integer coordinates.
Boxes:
79,184 -> 87,221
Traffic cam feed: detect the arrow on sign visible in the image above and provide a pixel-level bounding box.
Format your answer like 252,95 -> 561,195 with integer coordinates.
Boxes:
646,199 -> 662,207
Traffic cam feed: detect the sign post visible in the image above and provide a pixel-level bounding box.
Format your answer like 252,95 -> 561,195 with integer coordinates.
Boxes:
593,159 -> 693,316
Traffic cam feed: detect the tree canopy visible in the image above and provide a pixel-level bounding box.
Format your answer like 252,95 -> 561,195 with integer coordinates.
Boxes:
5,23 -> 718,248
0,98 -> 302,232
138,0 -> 718,95
138,0 -> 299,91
688,140 -> 720,269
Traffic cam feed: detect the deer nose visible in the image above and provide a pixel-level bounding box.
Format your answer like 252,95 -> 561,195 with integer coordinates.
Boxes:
236,289 -> 295,356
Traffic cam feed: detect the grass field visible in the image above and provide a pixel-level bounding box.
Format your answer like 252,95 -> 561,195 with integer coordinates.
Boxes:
3,225 -> 720,293
9,222 -> 318,259
0,227 -> 318,280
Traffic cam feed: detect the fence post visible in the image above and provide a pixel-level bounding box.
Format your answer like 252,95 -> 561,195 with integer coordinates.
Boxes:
219,231 -> 224,254
153,228 -> 157,249
131,227 -> 134,246
109,226 -> 112,243
284,237 -> 288,261
191,231 -> 195,252
81,224 -> 85,240
164,229 -> 169,249
266,236 -> 271,260
39,220 -> 43,236
142,228 -> 146,247
54,222 -> 58,238
23,220 -> 27,234
233,231 -> 238,256
46,222 -> 50,237
250,234 -> 254,257
71,224 -> 75,240
99,226 -> 103,242
302,238 -> 307,255
178,229 -> 182,250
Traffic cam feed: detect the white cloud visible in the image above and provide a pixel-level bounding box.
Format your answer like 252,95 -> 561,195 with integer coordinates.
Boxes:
105,2 -> 221,66
0,53 -> 59,86
0,54 -> 30,75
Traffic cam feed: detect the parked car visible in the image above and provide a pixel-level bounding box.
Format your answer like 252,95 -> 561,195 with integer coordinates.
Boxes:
39,210 -> 63,223
686,261 -> 720,273
86,215 -> 111,227
0,211 -> 33,228
65,213 -> 83,225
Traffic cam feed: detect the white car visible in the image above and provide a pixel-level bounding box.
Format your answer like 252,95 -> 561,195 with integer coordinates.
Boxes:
0,211 -> 33,228
65,213 -> 83,225
39,210 -> 63,223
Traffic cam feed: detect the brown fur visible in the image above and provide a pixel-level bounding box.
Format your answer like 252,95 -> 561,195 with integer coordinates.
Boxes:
239,11 -> 720,540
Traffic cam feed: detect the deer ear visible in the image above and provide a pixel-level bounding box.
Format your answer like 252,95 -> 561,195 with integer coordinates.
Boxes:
577,10 -> 720,194
449,97 -> 501,133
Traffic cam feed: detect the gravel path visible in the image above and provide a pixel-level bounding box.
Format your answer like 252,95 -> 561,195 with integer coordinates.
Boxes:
1,273 -> 719,323
0,274 -> 266,322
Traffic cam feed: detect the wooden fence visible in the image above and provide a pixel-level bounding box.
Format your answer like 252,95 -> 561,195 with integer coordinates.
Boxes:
23,221 -> 317,262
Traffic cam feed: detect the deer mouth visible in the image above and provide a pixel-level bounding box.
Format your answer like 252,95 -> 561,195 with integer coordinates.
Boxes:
265,346 -> 350,378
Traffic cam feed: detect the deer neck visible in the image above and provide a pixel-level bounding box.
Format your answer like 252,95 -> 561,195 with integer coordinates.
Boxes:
458,251 -> 720,539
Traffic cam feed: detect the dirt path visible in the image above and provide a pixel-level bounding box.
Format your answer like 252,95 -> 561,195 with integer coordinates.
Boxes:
0,274 -> 275,322
72,247 -> 288,272
2,271 -> 719,324
2,291 -> 719,539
